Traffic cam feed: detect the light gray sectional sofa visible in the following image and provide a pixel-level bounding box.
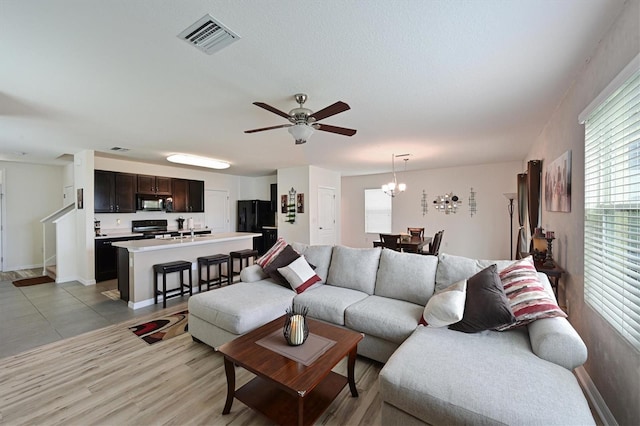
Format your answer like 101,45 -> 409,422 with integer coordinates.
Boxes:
188,243 -> 595,425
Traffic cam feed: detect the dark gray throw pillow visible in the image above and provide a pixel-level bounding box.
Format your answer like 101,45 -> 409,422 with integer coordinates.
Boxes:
449,264 -> 515,333
263,244 -> 300,287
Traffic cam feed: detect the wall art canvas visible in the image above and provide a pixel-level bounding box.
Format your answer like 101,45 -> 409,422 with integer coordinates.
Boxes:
281,195 -> 288,214
545,150 -> 571,212
297,193 -> 304,213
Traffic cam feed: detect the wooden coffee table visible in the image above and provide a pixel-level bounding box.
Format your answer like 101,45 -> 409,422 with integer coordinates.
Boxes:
217,315 -> 363,426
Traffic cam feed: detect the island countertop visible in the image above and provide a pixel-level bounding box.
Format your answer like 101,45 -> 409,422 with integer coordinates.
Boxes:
114,231 -> 261,309
112,232 -> 261,252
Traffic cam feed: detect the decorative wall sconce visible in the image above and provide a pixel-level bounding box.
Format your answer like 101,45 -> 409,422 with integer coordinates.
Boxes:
421,190 -> 428,216
382,154 -> 409,197
469,187 -> 477,217
433,193 -> 462,214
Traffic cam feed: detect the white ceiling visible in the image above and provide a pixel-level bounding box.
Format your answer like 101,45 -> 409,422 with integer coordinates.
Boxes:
0,0 -> 625,177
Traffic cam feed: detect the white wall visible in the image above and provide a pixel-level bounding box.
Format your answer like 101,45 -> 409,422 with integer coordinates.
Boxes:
524,1 -> 639,424
0,161 -> 64,271
236,175 -> 276,200
342,161 -> 523,259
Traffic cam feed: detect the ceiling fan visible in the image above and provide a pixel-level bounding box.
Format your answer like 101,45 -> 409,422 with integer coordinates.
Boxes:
244,93 -> 357,144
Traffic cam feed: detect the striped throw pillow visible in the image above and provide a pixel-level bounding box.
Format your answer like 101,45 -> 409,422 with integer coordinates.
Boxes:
496,256 -> 566,331
256,237 -> 288,268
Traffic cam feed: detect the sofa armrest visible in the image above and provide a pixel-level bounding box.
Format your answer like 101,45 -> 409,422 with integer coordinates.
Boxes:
240,264 -> 268,283
528,316 -> 587,370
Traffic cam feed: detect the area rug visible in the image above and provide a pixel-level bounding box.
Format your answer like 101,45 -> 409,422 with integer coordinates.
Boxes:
12,275 -> 55,287
101,289 -> 120,301
128,310 -> 189,345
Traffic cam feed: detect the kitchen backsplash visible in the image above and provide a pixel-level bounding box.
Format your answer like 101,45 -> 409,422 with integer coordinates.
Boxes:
95,212 -> 207,232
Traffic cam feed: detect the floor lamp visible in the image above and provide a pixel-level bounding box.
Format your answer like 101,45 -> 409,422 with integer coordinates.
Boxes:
504,193 -> 517,260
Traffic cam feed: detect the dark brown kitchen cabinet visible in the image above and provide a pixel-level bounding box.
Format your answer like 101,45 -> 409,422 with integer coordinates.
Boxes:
137,174 -> 172,195
171,178 -> 204,212
94,170 -> 136,213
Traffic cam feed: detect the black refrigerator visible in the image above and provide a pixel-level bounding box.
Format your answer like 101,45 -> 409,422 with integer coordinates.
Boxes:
237,200 -> 275,254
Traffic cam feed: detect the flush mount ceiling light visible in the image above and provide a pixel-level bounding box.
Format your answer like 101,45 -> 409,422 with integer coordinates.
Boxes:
167,154 -> 230,169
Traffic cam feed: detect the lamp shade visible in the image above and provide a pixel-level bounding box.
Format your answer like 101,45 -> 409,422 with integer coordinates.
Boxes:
288,124 -> 314,144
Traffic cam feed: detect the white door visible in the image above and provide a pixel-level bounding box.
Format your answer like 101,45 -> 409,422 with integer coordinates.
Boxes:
205,190 -> 229,233
317,187 -> 336,245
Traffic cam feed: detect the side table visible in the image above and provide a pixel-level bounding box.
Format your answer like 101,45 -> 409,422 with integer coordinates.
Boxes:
533,259 -> 565,299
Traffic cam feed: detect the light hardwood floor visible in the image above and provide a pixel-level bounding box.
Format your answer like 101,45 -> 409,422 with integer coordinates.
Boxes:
0,302 -> 383,426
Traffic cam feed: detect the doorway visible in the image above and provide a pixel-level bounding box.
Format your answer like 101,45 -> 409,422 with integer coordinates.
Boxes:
317,186 -> 336,245
205,189 -> 230,233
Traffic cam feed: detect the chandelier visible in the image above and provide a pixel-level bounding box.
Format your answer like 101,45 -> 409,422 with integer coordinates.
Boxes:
433,192 -> 462,214
382,154 -> 408,197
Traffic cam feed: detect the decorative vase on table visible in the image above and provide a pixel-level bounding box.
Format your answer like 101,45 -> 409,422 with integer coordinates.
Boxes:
283,305 -> 309,346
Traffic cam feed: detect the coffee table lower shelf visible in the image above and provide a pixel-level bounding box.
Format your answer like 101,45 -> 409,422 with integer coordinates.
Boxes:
235,372 -> 348,426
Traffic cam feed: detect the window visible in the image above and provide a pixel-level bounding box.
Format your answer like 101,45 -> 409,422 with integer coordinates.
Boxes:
364,189 -> 391,234
583,60 -> 640,351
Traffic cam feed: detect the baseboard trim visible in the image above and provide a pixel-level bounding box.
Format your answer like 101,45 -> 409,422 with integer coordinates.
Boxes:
575,366 -> 618,426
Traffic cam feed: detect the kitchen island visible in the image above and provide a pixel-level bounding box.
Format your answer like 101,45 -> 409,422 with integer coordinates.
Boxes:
113,232 -> 261,309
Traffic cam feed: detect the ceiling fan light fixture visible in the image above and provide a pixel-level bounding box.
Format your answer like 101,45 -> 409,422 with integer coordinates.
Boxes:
167,154 -> 230,169
288,124 -> 314,144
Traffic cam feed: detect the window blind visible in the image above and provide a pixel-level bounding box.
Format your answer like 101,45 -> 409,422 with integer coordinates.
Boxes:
364,189 -> 392,234
584,68 -> 640,351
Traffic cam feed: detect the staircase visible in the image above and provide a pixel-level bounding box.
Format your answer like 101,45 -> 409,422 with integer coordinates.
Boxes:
40,203 -> 75,283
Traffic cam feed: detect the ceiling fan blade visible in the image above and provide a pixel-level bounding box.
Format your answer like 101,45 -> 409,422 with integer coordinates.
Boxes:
316,123 -> 357,136
253,102 -> 291,120
309,101 -> 350,121
244,124 -> 292,134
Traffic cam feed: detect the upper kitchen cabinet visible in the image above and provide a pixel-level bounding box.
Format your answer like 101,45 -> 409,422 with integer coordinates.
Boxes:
137,174 -> 172,195
94,170 -> 136,213
172,178 -> 204,213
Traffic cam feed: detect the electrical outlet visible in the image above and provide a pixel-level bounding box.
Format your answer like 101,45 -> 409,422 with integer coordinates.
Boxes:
116,218 -> 121,226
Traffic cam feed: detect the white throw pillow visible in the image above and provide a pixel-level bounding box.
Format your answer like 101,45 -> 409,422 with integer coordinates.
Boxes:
277,256 -> 321,294
419,279 -> 467,327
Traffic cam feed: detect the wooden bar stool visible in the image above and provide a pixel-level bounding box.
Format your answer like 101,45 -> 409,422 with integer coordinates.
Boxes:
153,260 -> 192,308
197,254 -> 230,292
229,249 -> 259,282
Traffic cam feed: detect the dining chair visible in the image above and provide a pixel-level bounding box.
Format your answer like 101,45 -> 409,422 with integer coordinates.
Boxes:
423,230 -> 444,256
379,233 -> 402,251
407,227 -> 425,238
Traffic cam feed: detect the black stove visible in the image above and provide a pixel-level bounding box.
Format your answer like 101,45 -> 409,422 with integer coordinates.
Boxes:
132,219 -> 174,237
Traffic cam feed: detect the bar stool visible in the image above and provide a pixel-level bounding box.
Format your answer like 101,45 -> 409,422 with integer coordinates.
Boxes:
197,254 -> 230,292
229,249 -> 259,282
153,260 -> 192,308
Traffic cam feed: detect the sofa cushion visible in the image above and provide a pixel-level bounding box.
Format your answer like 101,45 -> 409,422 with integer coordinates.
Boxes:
379,326 -> 595,425
496,256 -> 567,330
374,249 -> 437,305
419,279 -> 467,327
435,253 -> 514,292
327,246 -> 381,294
290,243 -> 333,284
293,284 -> 368,325
262,244 -> 300,286
188,281 -> 295,335
449,265 -> 515,333
345,295 -> 422,344
277,256 -> 321,293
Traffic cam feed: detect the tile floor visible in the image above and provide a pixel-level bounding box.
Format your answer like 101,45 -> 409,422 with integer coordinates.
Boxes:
0,273 -> 190,359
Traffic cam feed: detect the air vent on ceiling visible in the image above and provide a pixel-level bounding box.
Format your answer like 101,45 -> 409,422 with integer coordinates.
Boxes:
110,147 -> 130,152
178,14 -> 240,55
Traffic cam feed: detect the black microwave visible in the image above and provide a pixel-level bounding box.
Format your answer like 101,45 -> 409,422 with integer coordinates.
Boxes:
137,195 -> 172,211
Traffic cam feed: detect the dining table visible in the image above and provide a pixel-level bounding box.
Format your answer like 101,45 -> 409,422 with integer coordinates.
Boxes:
373,236 -> 432,253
